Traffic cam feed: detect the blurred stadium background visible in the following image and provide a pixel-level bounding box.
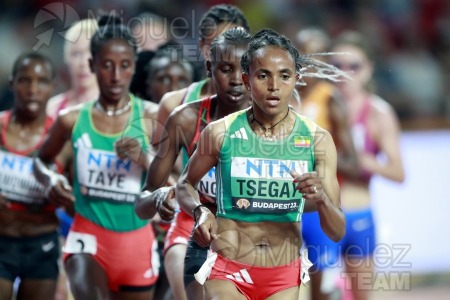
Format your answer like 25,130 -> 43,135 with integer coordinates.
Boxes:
0,0 -> 449,299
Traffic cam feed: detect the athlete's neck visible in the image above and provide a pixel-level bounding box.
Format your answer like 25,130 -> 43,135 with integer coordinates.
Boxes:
341,87 -> 367,104
249,106 -> 293,140
251,106 -> 291,128
200,78 -> 214,98
216,97 -> 249,119
69,86 -> 99,105
11,110 -> 46,129
342,89 -> 369,122
97,94 -> 131,111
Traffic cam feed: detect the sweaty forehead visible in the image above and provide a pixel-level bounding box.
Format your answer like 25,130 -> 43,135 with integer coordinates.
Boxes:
213,43 -> 247,63
97,39 -> 135,57
18,58 -> 51,76
251,46 -> 295,70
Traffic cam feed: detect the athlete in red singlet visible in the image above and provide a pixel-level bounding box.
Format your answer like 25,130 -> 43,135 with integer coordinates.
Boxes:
0,52 -> 71,300
152,4 -> 250,147
136,28 -> 251,300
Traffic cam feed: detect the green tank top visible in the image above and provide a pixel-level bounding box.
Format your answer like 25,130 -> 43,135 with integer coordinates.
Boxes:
71,95 -> 149,231
216,109 -> 316,223
181,97 -> 212,167
182,79 -> 209,104
180,79 -> 209,169
180,97 -> 216,203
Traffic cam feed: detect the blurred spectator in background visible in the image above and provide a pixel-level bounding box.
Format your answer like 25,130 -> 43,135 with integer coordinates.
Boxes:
294,27 -> 360,300
43,19 -> 99,300
1,1 -> 449,124
329,31 -> 405,300
131,12 -> 170,52
129,12 -> 172,99
130,50 -> 158,100
386,34 -> 444,119
145,46 -> 194,104
130,41 -> 194,101
0,11 -> 38,112
46,18 -> 98,119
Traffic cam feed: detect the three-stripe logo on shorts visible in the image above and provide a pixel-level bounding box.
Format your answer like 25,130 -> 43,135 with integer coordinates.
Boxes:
225,269 -> 254,284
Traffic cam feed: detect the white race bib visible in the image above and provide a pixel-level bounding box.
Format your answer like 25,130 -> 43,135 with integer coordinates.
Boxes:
0,150 -> 46,203
63,231 -> 97,255
75,144 -> 144,202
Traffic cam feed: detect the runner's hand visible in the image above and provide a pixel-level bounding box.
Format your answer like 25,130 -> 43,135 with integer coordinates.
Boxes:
154,187 -> 177,221
47,174 -> 75,207
115,137 -> 149,168
193,208 -> 218,247
291,171 -> 324,203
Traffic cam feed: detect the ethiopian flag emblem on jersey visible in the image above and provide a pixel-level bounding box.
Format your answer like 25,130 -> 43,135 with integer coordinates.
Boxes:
294,136 -> 311,148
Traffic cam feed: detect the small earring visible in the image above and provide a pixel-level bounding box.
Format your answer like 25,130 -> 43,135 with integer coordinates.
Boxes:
206,71 -> 212,78
246,86 -> 250,91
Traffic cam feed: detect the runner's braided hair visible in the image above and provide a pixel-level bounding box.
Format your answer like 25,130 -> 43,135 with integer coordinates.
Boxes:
241,28 -> 351,83
90,14 -> 138,58
210,27 -> 251,62
199,4 -> 250,40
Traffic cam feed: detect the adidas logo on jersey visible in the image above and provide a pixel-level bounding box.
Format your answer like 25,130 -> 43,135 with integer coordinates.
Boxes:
74,133 -> 93,149
225,269 -> 254,284
230,127 -> 248,140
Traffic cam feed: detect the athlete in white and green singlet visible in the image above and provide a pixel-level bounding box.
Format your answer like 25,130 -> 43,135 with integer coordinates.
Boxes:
176,29 -> 346,300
